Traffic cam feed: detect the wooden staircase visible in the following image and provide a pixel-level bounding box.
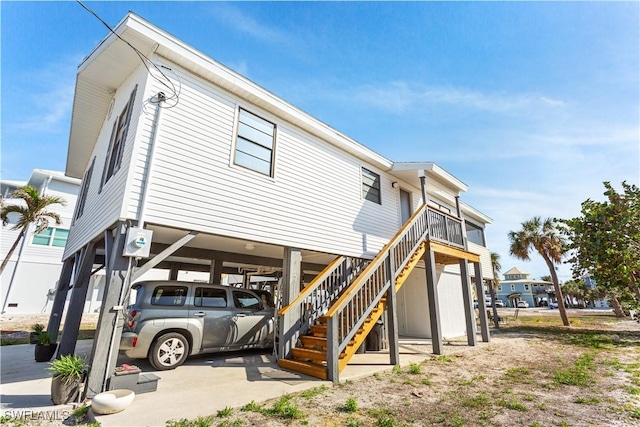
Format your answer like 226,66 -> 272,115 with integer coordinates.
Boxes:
278,203 -> 466,382
278,240 -> 428,380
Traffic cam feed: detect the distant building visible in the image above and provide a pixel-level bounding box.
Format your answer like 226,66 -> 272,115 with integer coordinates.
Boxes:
495,267 -> 554,308
582,273 -> 610,309
1,170 -> 80,313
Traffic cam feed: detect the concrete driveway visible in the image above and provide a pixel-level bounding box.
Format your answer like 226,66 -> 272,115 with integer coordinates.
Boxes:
1,339 -> 431,426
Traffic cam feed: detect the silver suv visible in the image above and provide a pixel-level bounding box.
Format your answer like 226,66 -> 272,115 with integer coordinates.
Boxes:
120,281 -> 274,370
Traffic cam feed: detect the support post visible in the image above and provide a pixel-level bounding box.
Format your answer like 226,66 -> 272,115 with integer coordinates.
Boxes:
57,242 -> 97,357
210,259 -> 223,285
474,262 -> 490,343
46,257 -> 75,341
386,256 -> 399,366
326,316 -> 339,384
459,259 -> 477,346
278,247 -> 302,360
86,222 -> 131,397
419,174 -> 427,205
169,263 -> 179,280
424,248 -> 443,354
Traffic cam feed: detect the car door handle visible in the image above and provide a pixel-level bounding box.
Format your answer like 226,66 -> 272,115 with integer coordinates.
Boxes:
193,312 -> 206,317
236,313 -> 246,317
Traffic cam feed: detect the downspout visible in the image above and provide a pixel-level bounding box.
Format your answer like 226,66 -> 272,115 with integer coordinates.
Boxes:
136,92 -> 166,229
2,174 -> 53,313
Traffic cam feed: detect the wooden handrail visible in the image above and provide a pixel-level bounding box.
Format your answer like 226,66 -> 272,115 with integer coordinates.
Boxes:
278,256 -> 345,316
325,203 -> 429,317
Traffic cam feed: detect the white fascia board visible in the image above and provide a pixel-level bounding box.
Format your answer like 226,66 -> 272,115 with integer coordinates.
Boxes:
31,170 -> 81,186
124,14 -> 392,170
460,200 -> 493,225
392,162 -> 468,192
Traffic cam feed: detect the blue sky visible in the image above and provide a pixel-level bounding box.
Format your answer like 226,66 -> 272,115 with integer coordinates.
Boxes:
2,1 -> 639,281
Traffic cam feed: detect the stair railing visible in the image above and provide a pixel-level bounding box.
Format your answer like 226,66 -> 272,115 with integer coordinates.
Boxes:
277,256 -> 368,354
325,204 -> 464,381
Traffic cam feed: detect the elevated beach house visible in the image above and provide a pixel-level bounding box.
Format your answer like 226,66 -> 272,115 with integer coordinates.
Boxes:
48,13 -> 494,395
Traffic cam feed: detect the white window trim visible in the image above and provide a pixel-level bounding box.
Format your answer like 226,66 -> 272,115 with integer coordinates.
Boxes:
231,106 -> 277,178
361,166 -> 382,205
31,227 -> 70,248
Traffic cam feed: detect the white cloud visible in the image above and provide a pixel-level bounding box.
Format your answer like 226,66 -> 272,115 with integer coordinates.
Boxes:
212,5 -> 291,46
337,81 -> 567,114
11,56 -> 79,133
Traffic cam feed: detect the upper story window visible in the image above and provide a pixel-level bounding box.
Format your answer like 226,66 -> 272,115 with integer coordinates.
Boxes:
524,284 -> 530,291
362,167 -> 381,204
234,108 -> 276,176
74,157 -> 96,222
101,85 -> 138,190
465,221 -> 486,246
511,284 -> 515,291
32,227 -> 69,248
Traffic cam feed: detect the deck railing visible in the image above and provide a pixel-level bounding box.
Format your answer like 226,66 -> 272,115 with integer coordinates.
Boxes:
324,204 -> 464,381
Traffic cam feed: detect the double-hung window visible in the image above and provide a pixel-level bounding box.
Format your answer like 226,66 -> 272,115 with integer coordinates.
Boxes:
101,85 -> 138,190
74,157 -> 95,222
234,109 -> 276,176
362,167 -> 381,204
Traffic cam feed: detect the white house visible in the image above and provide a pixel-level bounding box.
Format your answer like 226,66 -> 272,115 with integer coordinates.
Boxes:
49,13 -> 494,394
1,170 -> 80,314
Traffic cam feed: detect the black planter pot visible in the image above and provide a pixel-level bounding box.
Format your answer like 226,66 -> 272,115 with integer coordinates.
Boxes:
51,375 -> 82,405
34,344 -> 57,362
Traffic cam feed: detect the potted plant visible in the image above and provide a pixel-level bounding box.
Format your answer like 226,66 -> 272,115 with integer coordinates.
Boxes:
34,332 -> 57,362
30,323 -> 45,344
48,355 -> 86,405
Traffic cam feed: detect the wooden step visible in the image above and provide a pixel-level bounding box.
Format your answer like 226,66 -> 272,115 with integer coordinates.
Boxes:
292,347 -> 328,363
301,335 -> 326,350
278,359 -> 327,380
310,324 -> 327,336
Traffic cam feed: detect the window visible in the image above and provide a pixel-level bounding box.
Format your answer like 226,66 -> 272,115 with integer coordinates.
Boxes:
194,287 -> 227,308
362,167 -> 381,204
151,286 -> 187,306
234,109 -> 276,176
74,157 -> 96,222
232,291 -> 262,309
511,284 -> 515,291
498,285 -> 503,292
101,86 -> 138,190
465,221 -> 486,246
524,284 -> 530,291
32,228 -> 69,248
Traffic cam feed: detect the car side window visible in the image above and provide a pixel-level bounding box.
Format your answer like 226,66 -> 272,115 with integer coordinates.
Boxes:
194,287 -> 227,308
151,286 -> 188,306
232,291 -> 262,310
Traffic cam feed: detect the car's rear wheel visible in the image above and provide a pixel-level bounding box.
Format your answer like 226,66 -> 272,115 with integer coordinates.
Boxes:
149,332 -> 189,370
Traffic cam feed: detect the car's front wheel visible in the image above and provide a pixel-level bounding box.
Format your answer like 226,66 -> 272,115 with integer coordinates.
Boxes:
149,332 -> 190,370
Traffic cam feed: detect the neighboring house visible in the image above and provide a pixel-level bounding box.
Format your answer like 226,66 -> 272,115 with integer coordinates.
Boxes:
49,13 -> 494,394
495,267 -> 554,308
1,170 -> 80,314
582,273 -> 610,309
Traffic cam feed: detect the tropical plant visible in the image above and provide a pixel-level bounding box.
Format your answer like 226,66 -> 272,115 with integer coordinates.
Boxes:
561,182 -> 640,314
0,185 -> 66,275
38,331 -> 53,346
48,355 -> 86,384
508,217 -> 570,326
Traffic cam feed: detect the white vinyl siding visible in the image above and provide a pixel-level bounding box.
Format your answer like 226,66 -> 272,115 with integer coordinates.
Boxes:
133,60 -> 402,258
64,67 -> 148,258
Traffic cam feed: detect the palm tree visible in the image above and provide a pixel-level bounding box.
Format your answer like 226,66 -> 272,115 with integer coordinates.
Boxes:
508,217 -> 570,326
489,252 -> 502,328
0,186 -> 66,275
